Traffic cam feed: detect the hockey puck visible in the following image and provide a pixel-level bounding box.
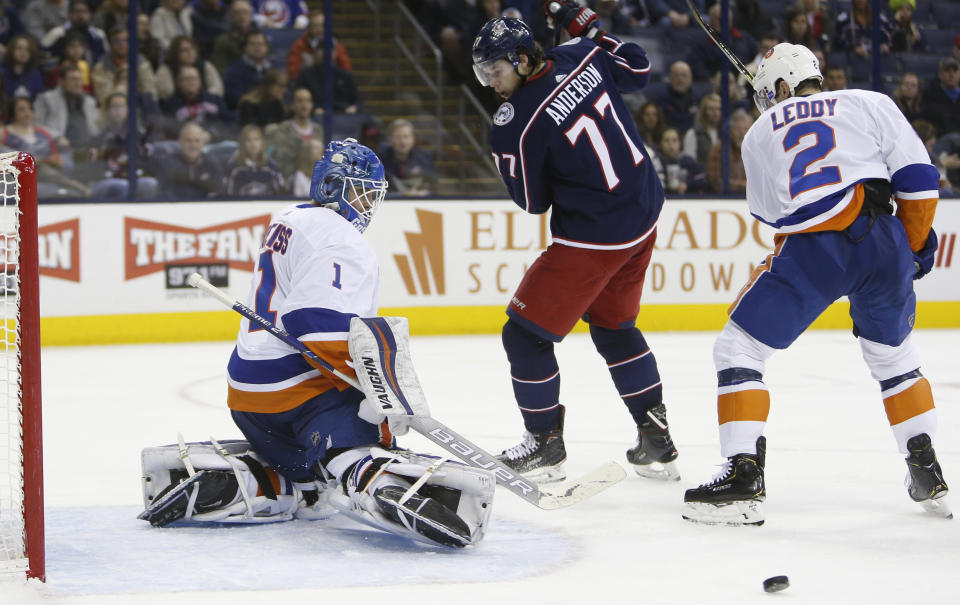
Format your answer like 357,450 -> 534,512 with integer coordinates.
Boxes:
763,576 -> 790,593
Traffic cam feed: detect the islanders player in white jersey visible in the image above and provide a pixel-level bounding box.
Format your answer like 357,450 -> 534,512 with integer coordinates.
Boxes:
682,44 -> 949,525
137,140 -> 495,548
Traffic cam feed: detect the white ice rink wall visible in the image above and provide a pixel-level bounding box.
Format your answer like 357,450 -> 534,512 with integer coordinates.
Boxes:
37,198 -> 960,345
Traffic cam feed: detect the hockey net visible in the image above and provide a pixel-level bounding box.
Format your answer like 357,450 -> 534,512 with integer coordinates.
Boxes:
0,152 -> 44,581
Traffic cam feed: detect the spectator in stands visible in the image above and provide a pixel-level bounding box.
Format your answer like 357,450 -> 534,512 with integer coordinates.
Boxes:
955,34 -> 960,64
893,72 -> 924,122
286,8 -> 352,82
593,0 -> 634,36
783,6 -> 819,51
1,35 -> 44,100
437,0 -> 501,81
732,0 -> 775,41
835,0 -> 892,57
646,60 -> 698,134
156,35 -> 224,101
153,121 -> 224,198
635,101 -> 666,146
254,0 -> 309,29
291,136 -> 324,197
2,96 -> 91,198
159,64 -> 234,141
924,57 -> 960,137
741,30 -> 779,91
92,25 -> 159,108
379,118 -> 437,197
212,0 -> 258,72
658,0 -> 704,48
237,68 -> 288,128
0,4 -> 25,56
225,124 -> 286,195
911,119 -> 954,196
191,0 -> 229,57
223,29 -> 272,109
710,70 -> 751,112
797,0 -> 833,51
44,30 -> 92,93
42,0 -> 109,65
655,126 -> 707,195
137,13 -> 164,72
358,118 -> 383,152
34,63 -> 99,155
823,64 -> 848,91
889,0 -> 924,53
707,109 -> 752,193
150,0 -> 194,51
92,0 -> 129,35
264,86 -> 322,180
687,0 -> 756,80
683,92 -> 720,167
295,44 -> 360,114
84,91 -> 159,199
23,0 -> 67,45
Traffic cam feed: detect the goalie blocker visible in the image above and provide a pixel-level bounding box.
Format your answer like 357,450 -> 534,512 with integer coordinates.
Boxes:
139,438 -> 495,548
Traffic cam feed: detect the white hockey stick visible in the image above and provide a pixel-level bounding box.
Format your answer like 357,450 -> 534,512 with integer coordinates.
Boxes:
188,273 -> 626,509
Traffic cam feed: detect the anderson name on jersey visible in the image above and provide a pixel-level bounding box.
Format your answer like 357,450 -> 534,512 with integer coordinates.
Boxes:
489,34 -> 664,249
742,88 -> 939,248
227,203 -> 379,414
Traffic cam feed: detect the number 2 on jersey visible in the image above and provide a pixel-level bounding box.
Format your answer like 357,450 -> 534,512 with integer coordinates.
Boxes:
782,120 -> 841,198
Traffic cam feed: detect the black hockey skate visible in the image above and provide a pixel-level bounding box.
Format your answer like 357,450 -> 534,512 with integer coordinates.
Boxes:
626,403 -> 680,481
682,436 -> 766,526
374,485 -> 472,548
905,433 -> 952,518
497,405 -> 567,483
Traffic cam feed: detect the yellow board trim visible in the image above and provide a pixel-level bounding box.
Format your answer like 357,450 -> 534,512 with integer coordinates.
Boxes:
40,301 -> 960,346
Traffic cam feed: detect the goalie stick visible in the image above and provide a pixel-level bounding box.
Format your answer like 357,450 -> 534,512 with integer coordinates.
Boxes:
685,0 -> 754,83
187,272 -> 626,510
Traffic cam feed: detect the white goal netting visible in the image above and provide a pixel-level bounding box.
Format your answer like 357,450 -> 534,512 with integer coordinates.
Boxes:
0,152 -> 28,576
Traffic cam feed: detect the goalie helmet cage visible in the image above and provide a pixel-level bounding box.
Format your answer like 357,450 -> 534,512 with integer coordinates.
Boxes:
0,152 -> 44,581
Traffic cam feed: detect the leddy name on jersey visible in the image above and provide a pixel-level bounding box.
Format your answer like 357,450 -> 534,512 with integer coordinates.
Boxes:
769,97 -> 838,132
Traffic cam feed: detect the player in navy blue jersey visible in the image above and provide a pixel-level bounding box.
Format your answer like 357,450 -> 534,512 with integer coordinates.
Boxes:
472,3 -> 679,484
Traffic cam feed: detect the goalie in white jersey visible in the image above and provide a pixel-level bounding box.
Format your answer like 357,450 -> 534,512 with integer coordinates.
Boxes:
682,44 -> 950,525
137,140 -> 495,548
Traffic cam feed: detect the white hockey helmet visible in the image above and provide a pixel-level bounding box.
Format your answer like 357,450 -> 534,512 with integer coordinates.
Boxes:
752,43 -> 822,112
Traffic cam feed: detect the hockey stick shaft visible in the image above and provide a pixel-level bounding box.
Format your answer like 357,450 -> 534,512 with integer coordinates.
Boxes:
187,273 -> 623,509
685,0 -> 753,83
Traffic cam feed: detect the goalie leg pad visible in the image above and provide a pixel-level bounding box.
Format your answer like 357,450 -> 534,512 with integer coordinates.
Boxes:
138,470 -> 239,527
326,446 -> 495,548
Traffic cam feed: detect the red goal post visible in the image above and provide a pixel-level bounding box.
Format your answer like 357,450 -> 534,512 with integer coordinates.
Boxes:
0,151 -> 44,581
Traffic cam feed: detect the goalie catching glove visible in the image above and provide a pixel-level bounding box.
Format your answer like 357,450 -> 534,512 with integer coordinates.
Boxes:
544,0 -> 603,40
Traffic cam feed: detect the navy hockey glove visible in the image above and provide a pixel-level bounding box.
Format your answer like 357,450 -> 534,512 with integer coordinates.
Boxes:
913,228 -> 938,279
544,1 -> 601,39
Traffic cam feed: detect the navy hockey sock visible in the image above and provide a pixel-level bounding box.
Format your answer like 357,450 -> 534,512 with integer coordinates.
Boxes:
590,325 -> 662,426
502,319 -> 562,433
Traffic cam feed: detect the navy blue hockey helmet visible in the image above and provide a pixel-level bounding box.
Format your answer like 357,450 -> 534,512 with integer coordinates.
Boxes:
472,17 -> 535,87
311,138 -> 388,233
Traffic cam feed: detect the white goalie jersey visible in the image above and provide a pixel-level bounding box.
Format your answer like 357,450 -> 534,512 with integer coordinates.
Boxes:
228,203 -> 380,414
742,88 -> 939,244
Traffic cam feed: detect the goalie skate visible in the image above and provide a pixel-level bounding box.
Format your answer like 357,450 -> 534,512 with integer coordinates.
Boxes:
905,433 -> 952,519
374,485 -> 472,548
626,403 -> 680,481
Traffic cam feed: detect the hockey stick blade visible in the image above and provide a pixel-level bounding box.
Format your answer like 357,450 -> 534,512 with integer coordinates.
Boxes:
685,0 -> 753,83
188,273 -> 626,510
535,462 -> 628,510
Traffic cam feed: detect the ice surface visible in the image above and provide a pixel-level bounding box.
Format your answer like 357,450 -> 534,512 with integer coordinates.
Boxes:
7,330 -> 960,604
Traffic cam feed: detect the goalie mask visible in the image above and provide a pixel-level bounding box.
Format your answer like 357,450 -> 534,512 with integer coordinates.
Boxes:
472,17 -> 535,87
311,138 -> 388,233
752,43 -> 822,113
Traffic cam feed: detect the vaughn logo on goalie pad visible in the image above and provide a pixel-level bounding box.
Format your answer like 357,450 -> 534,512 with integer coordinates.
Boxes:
362,356 -> 396,411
